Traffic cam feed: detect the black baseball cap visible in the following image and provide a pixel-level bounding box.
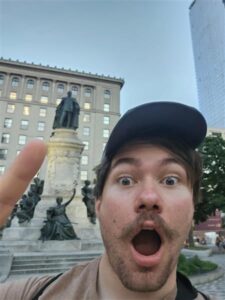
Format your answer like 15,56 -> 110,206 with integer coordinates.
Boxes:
103,101 -> 207,160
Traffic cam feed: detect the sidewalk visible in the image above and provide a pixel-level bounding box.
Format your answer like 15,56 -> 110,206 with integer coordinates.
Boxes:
194,254 -> 225,299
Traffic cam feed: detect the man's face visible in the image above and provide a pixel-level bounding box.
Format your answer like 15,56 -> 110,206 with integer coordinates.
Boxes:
96,143 -> 194,292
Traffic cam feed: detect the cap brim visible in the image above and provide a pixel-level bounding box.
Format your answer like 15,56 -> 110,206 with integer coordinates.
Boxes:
104,101 -> 207,159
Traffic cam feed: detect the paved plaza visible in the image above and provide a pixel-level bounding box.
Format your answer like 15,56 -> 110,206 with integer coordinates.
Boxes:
195,254 -> 225,300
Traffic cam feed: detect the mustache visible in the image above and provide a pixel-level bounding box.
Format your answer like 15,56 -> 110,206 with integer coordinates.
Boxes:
119,212 -> 180,241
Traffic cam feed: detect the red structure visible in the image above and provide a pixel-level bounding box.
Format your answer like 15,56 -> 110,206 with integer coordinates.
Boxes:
195,209 -> 222,232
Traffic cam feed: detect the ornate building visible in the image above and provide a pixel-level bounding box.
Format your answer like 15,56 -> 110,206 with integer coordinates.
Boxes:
0,58 -> 124,182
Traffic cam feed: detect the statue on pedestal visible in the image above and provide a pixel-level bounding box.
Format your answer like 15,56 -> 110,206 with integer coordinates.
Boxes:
53,91 -> 80,130
40,188 -> 80,241
81,180 -> 96,224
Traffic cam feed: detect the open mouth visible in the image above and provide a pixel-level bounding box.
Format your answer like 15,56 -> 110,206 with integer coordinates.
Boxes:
132,229 -> 162,256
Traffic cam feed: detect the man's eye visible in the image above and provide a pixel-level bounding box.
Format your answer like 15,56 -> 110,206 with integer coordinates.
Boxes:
118,176 -> 134,186
162,176 -> 178,186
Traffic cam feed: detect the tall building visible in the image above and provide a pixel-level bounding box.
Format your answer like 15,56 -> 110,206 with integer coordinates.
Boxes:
0,58 -> 124,182
189,0 -> 225,128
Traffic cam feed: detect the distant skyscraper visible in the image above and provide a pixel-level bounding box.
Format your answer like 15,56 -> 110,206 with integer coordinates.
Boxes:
189,0 -> 225,128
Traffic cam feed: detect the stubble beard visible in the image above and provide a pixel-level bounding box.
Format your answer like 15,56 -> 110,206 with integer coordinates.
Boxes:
100,212 -> 186,293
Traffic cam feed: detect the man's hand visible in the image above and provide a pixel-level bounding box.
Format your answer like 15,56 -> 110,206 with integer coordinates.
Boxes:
0,140 -> 47,227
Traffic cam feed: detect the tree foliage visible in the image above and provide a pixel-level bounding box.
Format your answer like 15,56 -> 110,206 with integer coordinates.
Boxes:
194,135 -> 225,224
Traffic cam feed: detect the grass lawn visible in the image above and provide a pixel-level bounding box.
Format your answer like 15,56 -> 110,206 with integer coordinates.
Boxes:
178,254 -> 218,277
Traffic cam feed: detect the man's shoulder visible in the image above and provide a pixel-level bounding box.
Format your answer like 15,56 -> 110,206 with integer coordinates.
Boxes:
64,257 -> 100,277
39,257 -> 100,299
0,257 -> 101,300
0,274 -> 53,300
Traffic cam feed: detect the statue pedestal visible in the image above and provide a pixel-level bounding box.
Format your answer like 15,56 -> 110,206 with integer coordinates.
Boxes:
1,128 -> 103,249
43,128 -> 84,197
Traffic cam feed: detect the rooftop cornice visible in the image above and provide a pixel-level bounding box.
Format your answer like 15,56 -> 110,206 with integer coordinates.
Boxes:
0,57 -> 125,88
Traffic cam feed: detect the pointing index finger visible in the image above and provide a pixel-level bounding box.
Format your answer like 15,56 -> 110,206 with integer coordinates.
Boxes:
0,140 -> 47,226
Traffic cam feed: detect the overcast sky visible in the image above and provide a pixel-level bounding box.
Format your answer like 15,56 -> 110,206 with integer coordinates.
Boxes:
0,0 -> 197,114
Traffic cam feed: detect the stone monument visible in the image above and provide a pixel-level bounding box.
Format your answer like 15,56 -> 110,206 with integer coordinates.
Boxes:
1,91 -> 102,252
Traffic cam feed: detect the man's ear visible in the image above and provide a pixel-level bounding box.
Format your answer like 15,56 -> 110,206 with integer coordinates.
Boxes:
95,198 -> 101,217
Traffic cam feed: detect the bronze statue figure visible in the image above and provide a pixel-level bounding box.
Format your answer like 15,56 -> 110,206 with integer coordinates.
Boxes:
16,194 -> 34,223
53,91 -> 80,130
16,177 -> 44,224
40,188 -> 80,241
81,180 -> 96,225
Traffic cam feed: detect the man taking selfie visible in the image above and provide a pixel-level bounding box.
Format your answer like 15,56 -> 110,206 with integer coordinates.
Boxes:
0,101 -> 211,299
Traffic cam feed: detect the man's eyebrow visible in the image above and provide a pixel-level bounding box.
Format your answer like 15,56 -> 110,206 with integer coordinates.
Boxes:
159,157 -> 182,168
111,156 -> 184,170
111,157 -> 140,170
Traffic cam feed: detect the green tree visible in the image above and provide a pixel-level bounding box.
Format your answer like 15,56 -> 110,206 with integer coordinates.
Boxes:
194,135 -> 225,224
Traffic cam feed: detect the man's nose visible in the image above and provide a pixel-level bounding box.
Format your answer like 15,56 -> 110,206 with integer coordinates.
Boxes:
134,181 -> 162,214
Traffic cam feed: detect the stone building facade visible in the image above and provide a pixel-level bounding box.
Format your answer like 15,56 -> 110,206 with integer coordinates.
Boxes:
0,58 -> 124,183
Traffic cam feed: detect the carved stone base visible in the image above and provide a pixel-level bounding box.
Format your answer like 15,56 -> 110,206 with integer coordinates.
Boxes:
43,128 -> 84,197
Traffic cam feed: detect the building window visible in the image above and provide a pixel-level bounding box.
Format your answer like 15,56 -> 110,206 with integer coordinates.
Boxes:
7,104 -> 15,113
103,116 -> 110,125
104,90 -> 111,99
25,94 -> 32,102
80,171 -> 88,181
27,79 -> 34,89
83,113 -> 90,122
23,106 -> 30,116
40,96 -> 48,104
20,120 -> 29,130
9,92 -> 17,100
0,74 -> 4,85
84,87 -> 92,97
0,165 -> 5,175
0,149 -> 8,160
71,85 -> 78,96
104,104 -> 110,112
83,141 -> 89,150
1,133 -> 10,144
103,129 -> 109,138
81,155 -> 88,165
11,77 -> 19,87
18,135 -> 27,145
0,90 -> 2,97
37,121 -> 45,131
42,81 -> 50,91
4,118 -> 12,128
83,127 -> 90,136
84,102 -> 91,110
57,83 -> 64,93
39,108 -> 47,117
